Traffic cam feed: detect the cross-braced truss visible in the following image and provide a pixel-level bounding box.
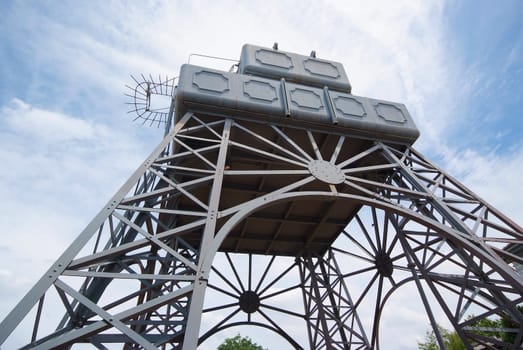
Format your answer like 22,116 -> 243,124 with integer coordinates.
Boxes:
298,251 -> 370,350
1,112 -> 522,349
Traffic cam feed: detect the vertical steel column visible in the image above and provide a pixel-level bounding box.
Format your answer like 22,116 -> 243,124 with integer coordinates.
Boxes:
182,118 -> 233,349
299,252 -> 371,350
328,250 -> 371,349
301,256 -> 335,349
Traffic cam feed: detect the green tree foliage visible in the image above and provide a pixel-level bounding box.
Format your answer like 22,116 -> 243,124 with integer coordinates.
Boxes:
500,305 -> 523,344
418,307 -> 523,350
417,327 -> 440,350
417,326 -> 465,350
217,334 -> 267,350
444,331 -> 466,350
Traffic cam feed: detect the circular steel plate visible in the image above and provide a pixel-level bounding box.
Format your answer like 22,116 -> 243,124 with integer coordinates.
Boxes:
308,160 -> 345,184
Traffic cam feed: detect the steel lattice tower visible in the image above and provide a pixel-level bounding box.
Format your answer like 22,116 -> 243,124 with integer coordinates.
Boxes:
1,44 -> 522,350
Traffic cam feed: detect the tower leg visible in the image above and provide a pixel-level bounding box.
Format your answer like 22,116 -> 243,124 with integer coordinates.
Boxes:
299,251 -> 371,350
0,112 -> 197,348
182,119 -> 233,349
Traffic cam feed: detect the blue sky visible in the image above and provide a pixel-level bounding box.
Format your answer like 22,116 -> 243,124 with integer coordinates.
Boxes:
442,2 -> 523,152
0,1 -> 522,349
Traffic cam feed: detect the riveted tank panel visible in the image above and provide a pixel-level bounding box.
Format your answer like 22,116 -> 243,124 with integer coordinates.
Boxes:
175,64 -> 419,144
238,44 -> 352,93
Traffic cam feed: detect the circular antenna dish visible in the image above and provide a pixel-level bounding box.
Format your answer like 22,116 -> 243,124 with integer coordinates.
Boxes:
125,74 -> 176,127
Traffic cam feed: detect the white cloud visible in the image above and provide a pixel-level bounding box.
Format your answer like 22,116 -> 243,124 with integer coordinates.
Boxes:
3,98 -> 101,142
441,143 -> 523,225
0,99 -> 153,315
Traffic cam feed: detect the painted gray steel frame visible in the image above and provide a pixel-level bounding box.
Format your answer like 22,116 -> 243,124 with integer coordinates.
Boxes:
298,251 -> 371,349
1,109 -> 522,349
189,116 -> 523,349
1,64 -> 523,349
